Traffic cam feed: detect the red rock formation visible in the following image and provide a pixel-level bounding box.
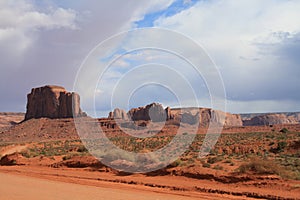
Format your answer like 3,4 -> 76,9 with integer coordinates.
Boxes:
243,114 -> 298,126
109,103 -> 243,126
108,108 -> 128,120
181,112 -> 199,125
24,85 -> 85,120
128,103 -> 167,122
169,107 -> 242,127
224,113 -> 243,127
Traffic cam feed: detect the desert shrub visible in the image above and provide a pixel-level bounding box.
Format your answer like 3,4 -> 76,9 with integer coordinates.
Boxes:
21,148 -> 40,158
77,145 -> 88,153
280,128 -> 289,133
237,158 -> 293,179
168,159 -> 183,168
202,163 -> 211,168
270,141 -> 287,153
224,159 -> 234,165
62,155 -> 72,161
290,140 -> 300,150
207,156 -> 223,164
213,165 -> 223,170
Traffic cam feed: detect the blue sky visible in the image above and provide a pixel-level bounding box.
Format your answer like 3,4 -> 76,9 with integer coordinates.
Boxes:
135,0 -> 199,28
0,0 -> 300,115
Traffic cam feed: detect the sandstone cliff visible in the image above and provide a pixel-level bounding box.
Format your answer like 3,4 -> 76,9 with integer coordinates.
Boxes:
109,108 -> 128,120
24,85 -> 86,120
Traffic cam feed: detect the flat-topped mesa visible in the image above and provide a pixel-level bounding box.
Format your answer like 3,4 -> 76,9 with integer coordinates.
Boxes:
24,85 -> 86,121
108,103 -> 243,127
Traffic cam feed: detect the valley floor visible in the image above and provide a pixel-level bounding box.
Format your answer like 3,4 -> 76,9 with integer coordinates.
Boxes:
0,165 -> 299,200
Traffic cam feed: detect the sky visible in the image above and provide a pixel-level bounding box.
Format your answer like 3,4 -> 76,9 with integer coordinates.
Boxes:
1,0 -> 300,116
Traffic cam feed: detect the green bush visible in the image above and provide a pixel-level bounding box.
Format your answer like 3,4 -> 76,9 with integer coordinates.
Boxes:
213,165 -> 223,170
202,163 -> 211,168
168,159 -> 183,168
77,145 -> 88,153
62,155 -> 72,161
237,158 -> 294,179
270,141 -> 287,153
207,156 -> 223,164
280,128 -> 289,133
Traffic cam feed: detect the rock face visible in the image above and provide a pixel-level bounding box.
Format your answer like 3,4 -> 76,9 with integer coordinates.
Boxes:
224,113 -> 243,127
24,85 -> 85,121
107,103 -> 244,126
107,103 -> 300,127
121,104 -> 243,126
169,108 -> 243,127
108,108 -> 128,120
243,114 -> 298,126
128,103 -> 168,122
181,112 -> 199,125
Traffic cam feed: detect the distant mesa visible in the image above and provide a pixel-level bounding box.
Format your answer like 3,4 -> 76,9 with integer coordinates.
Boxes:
242,113 -> 300,126
24,85 -> 86,121
22,85 -> 300,127
108,103 -> 300,127
108,102 -> 243,127
128,103 -> 168,122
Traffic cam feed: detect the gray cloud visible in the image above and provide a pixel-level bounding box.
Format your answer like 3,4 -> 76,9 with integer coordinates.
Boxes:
0,0 -> 174,112
1,0 -> 300,114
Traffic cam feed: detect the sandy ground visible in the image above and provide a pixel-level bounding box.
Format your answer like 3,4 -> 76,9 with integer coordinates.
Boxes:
0,171 -> 230,200
1,166 -> 299,200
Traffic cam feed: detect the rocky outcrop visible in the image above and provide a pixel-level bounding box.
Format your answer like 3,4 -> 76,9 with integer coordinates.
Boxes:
181,112 -> 200,125
169,108 -> 242,127
224,113 -> 243,127
107,103 -> 300,127
24,85 -> 86,121
243,114 -> 298,126
108,108 -> 128,120
128,103 -> 167,122
114,104 -> 244,126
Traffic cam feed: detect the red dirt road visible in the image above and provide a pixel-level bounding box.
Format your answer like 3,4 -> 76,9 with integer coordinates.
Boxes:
0,172 -> 222,200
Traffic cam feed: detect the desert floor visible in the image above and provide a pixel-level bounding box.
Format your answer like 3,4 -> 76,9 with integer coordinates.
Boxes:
1,165 -> 299,200
0,166 -> 244,200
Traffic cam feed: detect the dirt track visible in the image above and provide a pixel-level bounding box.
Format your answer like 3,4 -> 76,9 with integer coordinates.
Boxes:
2,166 -> 299,200
0,171 -> 229,200
0,173 -> 187,200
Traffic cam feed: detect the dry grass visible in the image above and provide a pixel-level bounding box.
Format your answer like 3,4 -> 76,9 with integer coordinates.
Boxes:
237,158 -> 294,179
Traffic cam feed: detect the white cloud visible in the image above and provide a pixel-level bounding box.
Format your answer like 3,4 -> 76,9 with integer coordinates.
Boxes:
151,0 -> 300,113
129,0 -> 175,24
0,0 -> 77,56
1,0 -> 299,114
